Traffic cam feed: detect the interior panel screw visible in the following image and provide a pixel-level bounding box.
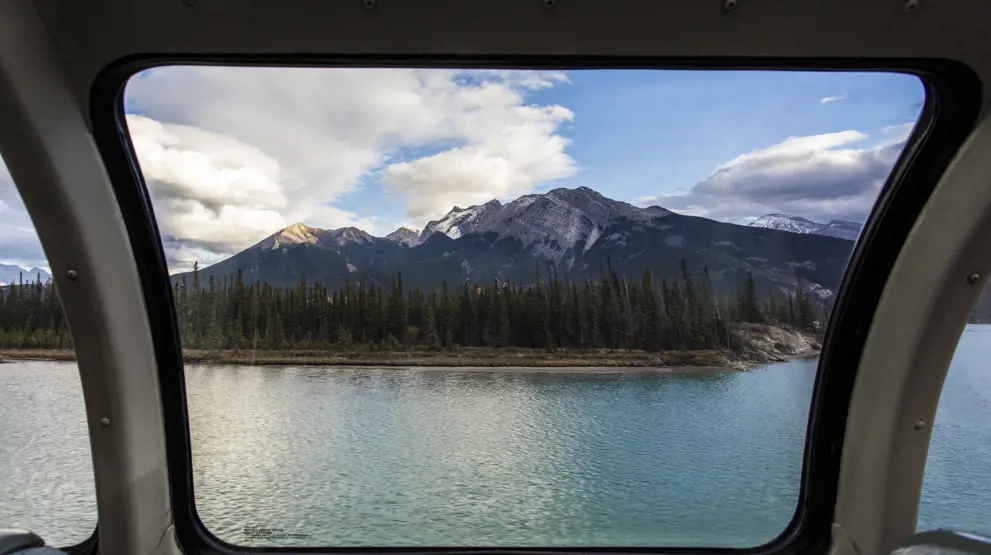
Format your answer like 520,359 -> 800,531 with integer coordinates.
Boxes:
914,418 -> 925,430
66,269 -> 78,281
100,417 -> 111,427
968,272 -> 981,285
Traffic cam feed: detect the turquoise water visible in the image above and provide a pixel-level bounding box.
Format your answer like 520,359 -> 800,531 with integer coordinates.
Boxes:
187,363 -> 814,547
919,326 -> 991,532
1,327 -> 990,547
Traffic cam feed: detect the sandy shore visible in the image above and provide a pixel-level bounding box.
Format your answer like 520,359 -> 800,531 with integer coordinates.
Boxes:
0,348 -> 719,367
284,365 -> 727,374
0,323 -> 823,370
0,346 -> 816,371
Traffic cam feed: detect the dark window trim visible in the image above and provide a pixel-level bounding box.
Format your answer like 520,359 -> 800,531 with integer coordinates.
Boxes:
88,56 -> 981,555
63,528 -> 98,555
0,155 -> 101,554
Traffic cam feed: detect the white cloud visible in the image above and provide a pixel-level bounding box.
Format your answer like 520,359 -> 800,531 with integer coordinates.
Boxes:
162,244 -> 229,273
0,160 -> 48,271
125,115 -> 290,269
158,199 -> 287,251
122,67 -> 577,268
380,83 -> 576,225
291,205 -> 380,236
383,103 -> 576,223
483,70 -> 570,90
128,115 -> 286,212
880,122 -> 917,145
820,95 -> 846,104
642,126 -> 912,224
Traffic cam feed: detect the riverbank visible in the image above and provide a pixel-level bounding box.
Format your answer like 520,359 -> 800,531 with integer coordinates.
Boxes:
0,324 -> 820,369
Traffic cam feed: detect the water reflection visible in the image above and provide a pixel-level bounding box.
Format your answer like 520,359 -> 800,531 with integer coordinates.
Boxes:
0,362 -> 97,546
9,334 -> 991,548
185,362 -> 817,547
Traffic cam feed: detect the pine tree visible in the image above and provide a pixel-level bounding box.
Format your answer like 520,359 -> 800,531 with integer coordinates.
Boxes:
0,263 -> 825,352
423,293 -> 441,349
739,271 -> 763,323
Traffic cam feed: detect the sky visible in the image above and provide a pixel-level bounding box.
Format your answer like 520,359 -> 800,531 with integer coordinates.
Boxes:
0,68 -> 925,273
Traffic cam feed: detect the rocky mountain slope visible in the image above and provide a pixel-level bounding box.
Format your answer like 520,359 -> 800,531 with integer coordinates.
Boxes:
385,227 -> 420,247
748,214 -> 863,241
416,187 -> 670,260
419,200 -> 503,242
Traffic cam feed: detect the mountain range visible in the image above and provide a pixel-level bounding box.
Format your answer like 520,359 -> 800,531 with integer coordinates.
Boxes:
175,187 -> 858,302
744,213 -> 991,324
0,262 -> 51,286
748,214 -> 863,241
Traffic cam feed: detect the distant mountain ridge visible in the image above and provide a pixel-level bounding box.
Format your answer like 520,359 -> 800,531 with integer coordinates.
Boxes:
0,262 -> 51,286
748,214 -> 863,241
744,212 -> 991,323
175,187 -> 857,302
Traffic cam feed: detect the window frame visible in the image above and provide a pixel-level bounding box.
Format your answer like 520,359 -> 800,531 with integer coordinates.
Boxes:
0,164 -> 101,555
89,56 -> 981,555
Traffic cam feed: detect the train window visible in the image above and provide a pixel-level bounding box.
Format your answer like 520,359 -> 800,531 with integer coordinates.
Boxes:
0,155 -> 97,546
119,67 -> 926,547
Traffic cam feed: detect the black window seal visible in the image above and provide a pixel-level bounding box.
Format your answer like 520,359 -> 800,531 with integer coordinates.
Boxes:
62,527 -> 98,555
88,55 -> 981,555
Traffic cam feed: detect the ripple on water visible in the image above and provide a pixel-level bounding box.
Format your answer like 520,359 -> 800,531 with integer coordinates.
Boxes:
7,337 -> 991,548
184,361 -> 818,547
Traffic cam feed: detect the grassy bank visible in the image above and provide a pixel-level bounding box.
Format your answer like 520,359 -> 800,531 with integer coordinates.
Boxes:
0,324 -> 821,369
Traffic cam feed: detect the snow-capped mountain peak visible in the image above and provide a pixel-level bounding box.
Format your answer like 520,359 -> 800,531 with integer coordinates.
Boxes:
416,186 -> 671,260
748,214 -> 862,241
748,214 -> 821,234
818,220 -> 863,240
385,227 -> 421,247
418,199 -> 503,242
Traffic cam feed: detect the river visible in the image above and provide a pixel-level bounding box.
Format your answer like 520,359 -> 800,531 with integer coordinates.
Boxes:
2,326 -> 991,547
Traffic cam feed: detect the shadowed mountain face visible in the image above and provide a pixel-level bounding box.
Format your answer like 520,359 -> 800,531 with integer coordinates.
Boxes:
174,187 -> 856,299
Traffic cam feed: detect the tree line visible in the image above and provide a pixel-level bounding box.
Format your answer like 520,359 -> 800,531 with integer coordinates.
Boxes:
0,274 -> 72,349
0,259 -> 825,351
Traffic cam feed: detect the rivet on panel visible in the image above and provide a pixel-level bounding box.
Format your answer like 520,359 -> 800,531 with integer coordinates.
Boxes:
66,269 -> 78,281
